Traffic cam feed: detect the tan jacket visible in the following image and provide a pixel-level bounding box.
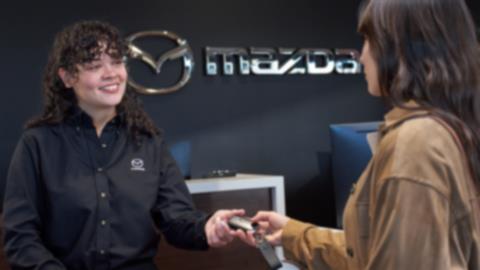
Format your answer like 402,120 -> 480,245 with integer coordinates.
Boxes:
282,106 -> 480,270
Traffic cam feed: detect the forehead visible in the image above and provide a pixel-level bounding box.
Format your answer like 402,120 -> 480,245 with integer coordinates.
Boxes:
82,53 -> 114,64
82,40 -> 123,62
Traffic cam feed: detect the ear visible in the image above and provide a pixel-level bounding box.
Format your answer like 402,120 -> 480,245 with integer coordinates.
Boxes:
58,68 -> 75,88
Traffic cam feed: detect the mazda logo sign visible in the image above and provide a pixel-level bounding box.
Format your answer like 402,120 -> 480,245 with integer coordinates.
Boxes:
126,30 -> 194,95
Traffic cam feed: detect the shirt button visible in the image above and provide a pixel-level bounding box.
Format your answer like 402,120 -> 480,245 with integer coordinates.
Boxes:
101,220 -> 107,226
101,143 -> 107,148
100,249 -> 105,255
97,167 -> 103,172
100,192 -> 107,198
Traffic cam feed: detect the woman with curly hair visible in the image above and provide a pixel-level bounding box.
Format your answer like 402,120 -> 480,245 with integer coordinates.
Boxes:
3,20 -> 244,269
241,0 -> 480,269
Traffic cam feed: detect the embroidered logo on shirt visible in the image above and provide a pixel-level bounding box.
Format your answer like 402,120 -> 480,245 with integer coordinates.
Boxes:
130,158 -> 145,171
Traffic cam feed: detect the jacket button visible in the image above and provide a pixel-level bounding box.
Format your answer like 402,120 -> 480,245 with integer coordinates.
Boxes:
346,247 -> 354,258
97,167 -> 103,172
350,183 -> 357,194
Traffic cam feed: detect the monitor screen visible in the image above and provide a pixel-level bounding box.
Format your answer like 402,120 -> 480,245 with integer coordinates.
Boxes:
330,121 -> 381,227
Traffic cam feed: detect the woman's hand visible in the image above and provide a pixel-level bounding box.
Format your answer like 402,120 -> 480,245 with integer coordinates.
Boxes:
244,211 -> 290,247
204,209 -> 248,247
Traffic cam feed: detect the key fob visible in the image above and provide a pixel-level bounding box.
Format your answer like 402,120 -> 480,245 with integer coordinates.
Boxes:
227,216 -> 257,231
257,238 -> 283,269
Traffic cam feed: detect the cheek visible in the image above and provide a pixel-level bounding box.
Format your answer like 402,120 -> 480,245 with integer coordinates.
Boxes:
77,75 -> 101,91
72,81 -> 95,98
119,67 -> 128,81
84,80 -> 100,91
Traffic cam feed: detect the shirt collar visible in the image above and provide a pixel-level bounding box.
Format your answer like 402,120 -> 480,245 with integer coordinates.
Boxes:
66,106 -> 124,129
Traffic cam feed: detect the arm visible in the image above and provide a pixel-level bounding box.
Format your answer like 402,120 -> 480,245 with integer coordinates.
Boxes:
151,139 -> 245,249
3,135 -> 66,269
365,178 -> 450,269
151,139 -> 209,250
250,211 -> 348,270
283,219 -> 348,270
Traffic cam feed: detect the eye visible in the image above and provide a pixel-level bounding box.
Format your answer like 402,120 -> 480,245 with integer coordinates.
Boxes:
84,62 -> 102,70
112,59 -> 124,66
112,57 -> 126,66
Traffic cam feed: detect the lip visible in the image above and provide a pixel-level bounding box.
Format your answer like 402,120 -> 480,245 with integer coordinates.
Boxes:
98,83 -> 122,94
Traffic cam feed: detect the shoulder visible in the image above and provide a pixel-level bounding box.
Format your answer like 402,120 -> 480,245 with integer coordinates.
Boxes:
396,117 -> 454,149
379,116 -> 458,160
374,116 -> 461,195
21,125 -> 58,143
15,123 -> 79,156
393,117 -> 460,167
10,126 -> 58,164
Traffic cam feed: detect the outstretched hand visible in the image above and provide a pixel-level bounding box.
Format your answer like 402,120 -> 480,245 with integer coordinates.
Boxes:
238,211 -> 290,247
205,209 -> 249,247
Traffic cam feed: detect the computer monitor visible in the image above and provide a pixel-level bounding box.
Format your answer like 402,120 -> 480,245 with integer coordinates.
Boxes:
330,121 -> 381,227
169,140 -> 192,179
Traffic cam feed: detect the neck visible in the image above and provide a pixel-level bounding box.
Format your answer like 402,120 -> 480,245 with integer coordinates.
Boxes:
79,104 -> 116,137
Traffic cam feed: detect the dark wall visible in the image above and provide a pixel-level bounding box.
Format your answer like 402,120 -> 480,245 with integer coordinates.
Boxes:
2,0 -> 478,227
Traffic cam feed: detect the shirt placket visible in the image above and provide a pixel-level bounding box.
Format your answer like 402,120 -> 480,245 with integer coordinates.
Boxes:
92,124 -> 115,269
95,165 -> 112,269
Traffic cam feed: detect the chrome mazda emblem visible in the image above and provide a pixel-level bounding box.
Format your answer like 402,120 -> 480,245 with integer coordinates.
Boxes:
126,30 -> 194,95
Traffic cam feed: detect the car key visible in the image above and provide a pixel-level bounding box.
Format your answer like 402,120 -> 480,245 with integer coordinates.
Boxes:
227,216 -> 257,231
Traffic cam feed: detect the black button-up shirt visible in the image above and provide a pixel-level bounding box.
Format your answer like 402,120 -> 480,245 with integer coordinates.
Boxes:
3,111 -> 208,270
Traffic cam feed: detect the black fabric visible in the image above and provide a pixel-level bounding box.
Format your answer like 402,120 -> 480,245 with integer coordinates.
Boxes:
3,111 -> 208,270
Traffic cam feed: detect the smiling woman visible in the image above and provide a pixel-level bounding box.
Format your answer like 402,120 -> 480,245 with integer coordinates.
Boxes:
26,20 -> 159,141
58,50 -> 128,135
2,20 -> 247,269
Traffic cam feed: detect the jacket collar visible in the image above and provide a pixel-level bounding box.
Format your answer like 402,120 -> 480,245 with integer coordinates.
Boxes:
379,101 -> 431,136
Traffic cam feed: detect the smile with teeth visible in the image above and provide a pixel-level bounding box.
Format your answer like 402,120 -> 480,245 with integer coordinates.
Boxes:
99,83 -> 120,93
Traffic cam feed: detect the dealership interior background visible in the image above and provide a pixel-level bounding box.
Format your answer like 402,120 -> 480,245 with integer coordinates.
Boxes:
1,0 -> 479,269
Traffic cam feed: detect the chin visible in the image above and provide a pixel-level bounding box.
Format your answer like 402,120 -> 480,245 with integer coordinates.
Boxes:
101,97 -> 124,107
105,91 -> 125,104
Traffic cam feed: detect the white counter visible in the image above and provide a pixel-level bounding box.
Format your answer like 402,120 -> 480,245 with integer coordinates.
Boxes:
187,173 -> 285,215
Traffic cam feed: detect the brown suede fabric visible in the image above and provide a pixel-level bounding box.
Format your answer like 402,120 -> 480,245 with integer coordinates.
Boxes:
282,106 -> 480,270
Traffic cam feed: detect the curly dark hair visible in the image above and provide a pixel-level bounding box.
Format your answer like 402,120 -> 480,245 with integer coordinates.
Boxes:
358,0 -> 480,184
27,20 -> 160,141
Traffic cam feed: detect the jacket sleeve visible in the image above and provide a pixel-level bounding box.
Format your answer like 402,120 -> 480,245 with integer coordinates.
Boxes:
365,178 -> 450,270
282,219 -> 348,270
151,139 -> 209,250
3,134 -> 66,269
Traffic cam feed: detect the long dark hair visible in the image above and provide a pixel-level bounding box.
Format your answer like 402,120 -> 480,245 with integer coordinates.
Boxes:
358,0 -> 480,184
27,20 -> 160,141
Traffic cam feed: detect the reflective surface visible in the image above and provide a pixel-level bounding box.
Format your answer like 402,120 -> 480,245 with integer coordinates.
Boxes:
205,47 -> 362,75
205,47 -> 250,75
126,30 -> 194,95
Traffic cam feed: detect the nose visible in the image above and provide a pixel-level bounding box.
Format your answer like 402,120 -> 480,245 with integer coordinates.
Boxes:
359,46 -> 365,65
101,63 -> 116,80
359,40 -> 370,66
